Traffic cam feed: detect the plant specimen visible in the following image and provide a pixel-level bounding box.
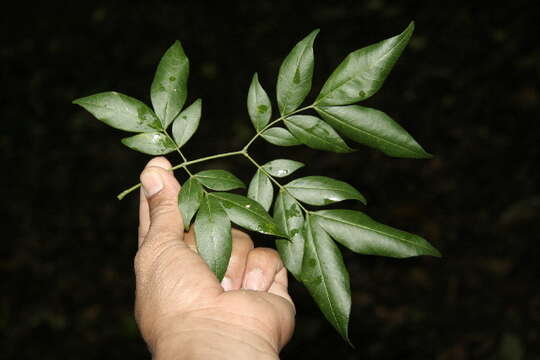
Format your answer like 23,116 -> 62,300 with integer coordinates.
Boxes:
73,21 -> 440,342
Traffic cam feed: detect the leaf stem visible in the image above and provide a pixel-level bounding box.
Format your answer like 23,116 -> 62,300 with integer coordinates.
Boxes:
243,105 -> 313,152
118,104 -> 314,200
116,150 -> 245,200
163,129 -> 194,177
241,151 -> 309,214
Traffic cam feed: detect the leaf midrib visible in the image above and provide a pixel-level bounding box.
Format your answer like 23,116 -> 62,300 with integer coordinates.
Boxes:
306,220 -> 342,333
209,193 -> 280,235
317,31 -> 408,103
286,185 -> 359,199
317,107 -> 417,156
286,119 -> 349,152
313,211 -> 433,253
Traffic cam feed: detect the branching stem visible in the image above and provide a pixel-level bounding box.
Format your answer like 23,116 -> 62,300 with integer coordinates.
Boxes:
117,104 -> 315,200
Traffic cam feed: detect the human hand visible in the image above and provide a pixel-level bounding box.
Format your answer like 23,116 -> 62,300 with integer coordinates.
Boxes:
134,157 -> 295,359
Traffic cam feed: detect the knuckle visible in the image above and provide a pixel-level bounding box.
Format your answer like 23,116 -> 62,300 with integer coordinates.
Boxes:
252,247 -> 279,259
150,199 -> 179,217
232,232 -> 254,251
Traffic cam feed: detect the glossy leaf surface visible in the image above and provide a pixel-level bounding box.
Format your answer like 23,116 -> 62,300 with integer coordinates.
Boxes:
209,193 -> 286,237
151,41 -> 189,128
285,115 -> 354,153
261,127 -> 301,146
262,159 -> 304,178
247,73 -> 272,131
316,22 -> 414,106
301,216 -> 351,341
274,190 -> 305,279
121,132 -> 175,155
247,170 -> 274,211
314,209 -> 441,257
194,170 -> 245,191
178,177 -> 204,231
172,99 -> 202,148
285,176 -> 366,206
277,29 -> 319,115
316,105 -> 431,158
73,92 -> 160,132
194,195 -> 231,280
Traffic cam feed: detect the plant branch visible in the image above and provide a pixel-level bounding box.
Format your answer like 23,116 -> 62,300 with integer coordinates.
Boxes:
243,105 -> 313,152
162,129 -> 194,177
241,151 -> 309,214
118,104 -> 314,200
116,150 -> 244,200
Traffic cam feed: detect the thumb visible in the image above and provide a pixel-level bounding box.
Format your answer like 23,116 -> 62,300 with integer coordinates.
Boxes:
140,159 -> 184,243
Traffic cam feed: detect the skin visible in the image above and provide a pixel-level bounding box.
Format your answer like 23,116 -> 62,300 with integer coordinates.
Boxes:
135,157 -> 296,359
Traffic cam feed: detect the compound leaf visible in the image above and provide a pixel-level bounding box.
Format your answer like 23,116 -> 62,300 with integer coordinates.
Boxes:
262,127 -> 302,146
172,98 -> 202,148
316,22 -> 414,106
120,132 -> 175,155
247,73 -> 272,131
301,216 -> 351,341
274,190 -> 305,279
316,105 -> 431,158
285,176 -> 366,206
285,115 -> 354,153
277,29 -> 319,115
151,40 -> 189,128
263,159 -> 305,178
178,177 -> 204,231
194,170 -> 245,191
194,194 -> 231,281
314,209 -> 441,258
73,91 -> 160,132
209,192 -> 286,237
247,169 -> 274,211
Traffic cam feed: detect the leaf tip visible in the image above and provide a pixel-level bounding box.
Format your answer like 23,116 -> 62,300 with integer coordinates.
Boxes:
120,136 -> 130,146
429,246 -> 442,258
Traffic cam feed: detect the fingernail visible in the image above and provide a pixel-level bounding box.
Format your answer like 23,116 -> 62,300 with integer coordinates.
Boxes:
221,276 -> 233,291
141,170 -> 163,197
244,268 -> 264,291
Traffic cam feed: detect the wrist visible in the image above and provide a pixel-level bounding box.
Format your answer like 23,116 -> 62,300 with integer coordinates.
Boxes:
152,315 -> 280,360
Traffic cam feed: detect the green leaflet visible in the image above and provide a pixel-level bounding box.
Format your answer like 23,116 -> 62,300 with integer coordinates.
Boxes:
194,170 -> 245,191
316,22 -> 414,106
285,176 -> 366,206
194,194 -> 232,281
78,27 -> 438,345
262,159 -> 304,178
73,92 -> 160,132
274,190 -> 305,280
301,216 -> 351,342
314,209 -> 441,258
285,115 -> 354,153
151,41 -> 189,128
316,105 -> 431,158
247,169 -> 274,211
261,127 -> 301,146
209,192 -> 286,237
120,132 -> 176,155
247,73 -> 272,131
172,99 -> 202,148
277,29 -> 319,116
178,177 -> 204,231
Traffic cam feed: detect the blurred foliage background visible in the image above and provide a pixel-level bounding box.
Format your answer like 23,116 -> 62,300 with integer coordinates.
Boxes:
1,1 -> 539,359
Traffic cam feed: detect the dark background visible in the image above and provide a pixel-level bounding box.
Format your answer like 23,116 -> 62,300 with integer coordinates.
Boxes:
2,1 -> 539,359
